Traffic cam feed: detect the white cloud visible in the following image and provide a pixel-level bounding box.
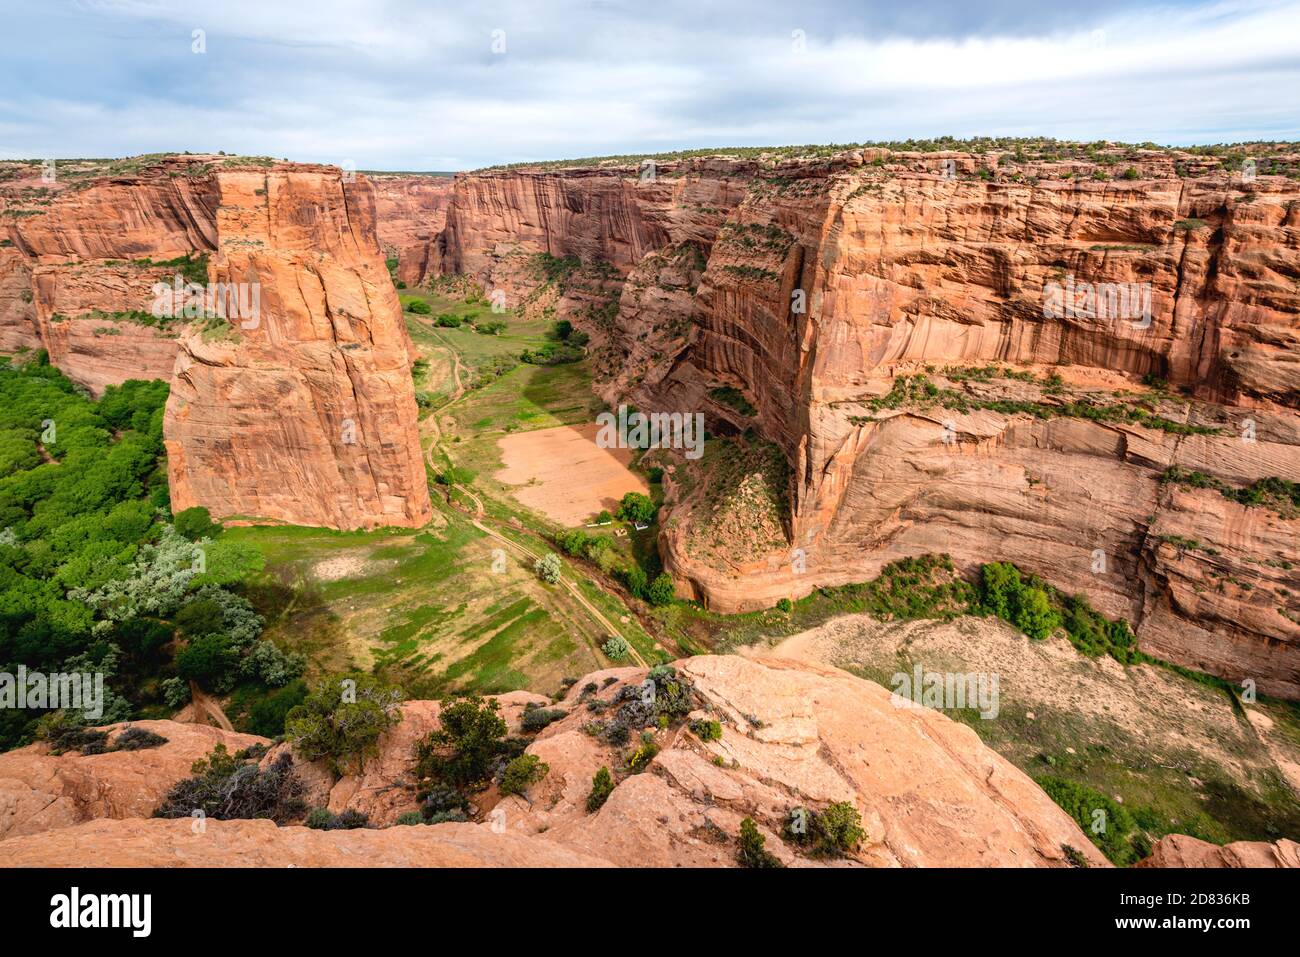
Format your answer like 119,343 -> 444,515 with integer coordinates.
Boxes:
1,0 -> 1297,167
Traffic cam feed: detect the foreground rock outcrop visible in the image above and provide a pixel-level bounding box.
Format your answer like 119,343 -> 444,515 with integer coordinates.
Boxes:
1137,834 -> 1300,868
424,145 -> 1300,697
0,655 -> 1112,867
0,817 -> 610,868
0,155 -> 432,530
0,721 -> 263,842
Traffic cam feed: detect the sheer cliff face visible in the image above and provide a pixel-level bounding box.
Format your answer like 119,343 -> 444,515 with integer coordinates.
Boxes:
2,156 -> 431,531
369,174 -> 454,286
434,150 -> 1300,697
164,166 -> 432,530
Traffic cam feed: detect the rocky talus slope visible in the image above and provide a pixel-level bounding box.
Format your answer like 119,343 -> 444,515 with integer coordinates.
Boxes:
422,146 -> 1300,697
0,155 -> 431,530
1,655 -> 1118,868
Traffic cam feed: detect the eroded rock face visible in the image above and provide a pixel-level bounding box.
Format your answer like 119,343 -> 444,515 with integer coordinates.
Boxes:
1137,834 -> 1300,867
162,165 -> 432,530
0,721 -> 265,842
370,174 -> 455,287
430,149 -> 1300,697
1,155 -> 432,531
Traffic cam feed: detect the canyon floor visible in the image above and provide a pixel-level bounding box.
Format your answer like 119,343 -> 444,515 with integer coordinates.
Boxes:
208,277 -> 1300,859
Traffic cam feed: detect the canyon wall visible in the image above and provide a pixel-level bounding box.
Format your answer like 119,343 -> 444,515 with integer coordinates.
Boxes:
1,156 -> 431,531
430,148 -> 1300,697
370,173 -> 454,287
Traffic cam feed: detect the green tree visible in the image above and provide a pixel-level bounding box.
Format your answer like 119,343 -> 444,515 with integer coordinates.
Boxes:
415,693 -> 509,791
173,506 -> 220,541
534,552 -> 562,583
645,573 -> 675,606
283,674 -> 403,774
175,633 -> 239,689
1015,586 -> 1061,640
979,562 -> 1022,619
616,492 -> 656,525
499,754 -> 549,795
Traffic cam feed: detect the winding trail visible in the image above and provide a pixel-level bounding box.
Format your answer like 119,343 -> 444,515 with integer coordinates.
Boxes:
415,317 -> 652,668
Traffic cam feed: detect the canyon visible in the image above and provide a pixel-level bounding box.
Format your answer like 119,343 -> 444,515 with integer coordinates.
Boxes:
2,144 -> 1299,869
414,146 -> 1300,699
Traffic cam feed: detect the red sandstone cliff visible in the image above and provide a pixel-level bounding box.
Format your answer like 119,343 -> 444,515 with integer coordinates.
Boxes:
427,147 -> 1300,697
0,155 -> 432,531
370,173 -> 454,287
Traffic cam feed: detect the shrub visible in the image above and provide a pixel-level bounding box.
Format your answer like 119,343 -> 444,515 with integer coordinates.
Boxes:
602,635 -> 631,660
435,313 -> 462,328
587,766 -> 615,812
403,298 -> 432,315
738,817 -> 783,868
645,573 -> 675,606
395,811 -> 424,826
419,783 -> 470,821
435,466 -> 476,486
690,718 -> 722,742
534,552 -> 562,584
625,738 -> 660,773
113,726 -> 169,751
499,754 -> 549,795
521,342 -> 584,365
154,744 -> 305,823
622,564 -> 648,599
415,694 -> 509,792
305,807 -> 370,830
173,505 -> 220,541
1037,776 -> 1144,865
785,802 -> 865,857
242,679 -> 308,737
283,674 -> 404,774
474,320 -> 506,335
520,707 -> 566,733
776,598 -> 793,613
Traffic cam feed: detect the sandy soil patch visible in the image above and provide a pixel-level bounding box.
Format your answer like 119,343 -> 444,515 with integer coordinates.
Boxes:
494,422 -> 649,526
312,553 -> 395,582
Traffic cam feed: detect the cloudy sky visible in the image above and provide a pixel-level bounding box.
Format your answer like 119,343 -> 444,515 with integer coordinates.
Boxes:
2,0 -> 1298,170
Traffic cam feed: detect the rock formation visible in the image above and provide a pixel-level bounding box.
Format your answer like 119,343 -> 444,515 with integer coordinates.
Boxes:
369,173 -> 454,286
423,146 -> 1300,697
0,654 -> 1117,868
0,155 -> 432,531
1136,834 -> 1300,867
0,721 -> 263,842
